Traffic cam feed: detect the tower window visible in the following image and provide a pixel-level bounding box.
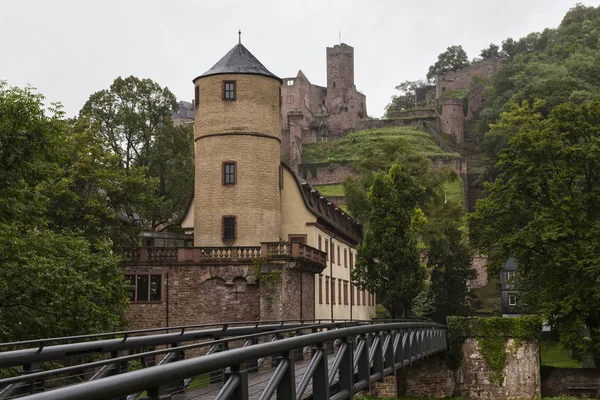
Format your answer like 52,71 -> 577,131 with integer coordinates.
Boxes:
223,81 -> 236,101
223,216 -> 236,241
223,161 -> 236,185
195,85 -> 200,107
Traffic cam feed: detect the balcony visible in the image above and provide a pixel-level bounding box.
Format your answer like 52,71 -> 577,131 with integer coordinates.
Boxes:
124,242 -> 327,272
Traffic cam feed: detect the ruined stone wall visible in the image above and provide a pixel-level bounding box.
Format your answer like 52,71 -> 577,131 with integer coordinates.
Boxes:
326,90 -> 367,134
541,366 -> 600,398
466,85 -> 486,121
436,58 -> 502,99
387,108 -> 437,119
280,72 -> 312,130
457,338 -> 540,399
400,338 -> 540,400
356,116 -> 436,131
123,264 -> 260,331
300,163 -> 359,186
431,156 -> 464,174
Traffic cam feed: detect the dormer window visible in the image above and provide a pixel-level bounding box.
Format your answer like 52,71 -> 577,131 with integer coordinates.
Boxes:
223,81 -> 236,101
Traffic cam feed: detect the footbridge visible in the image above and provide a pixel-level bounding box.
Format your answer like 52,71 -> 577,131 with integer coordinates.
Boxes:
0,319 -> 447,400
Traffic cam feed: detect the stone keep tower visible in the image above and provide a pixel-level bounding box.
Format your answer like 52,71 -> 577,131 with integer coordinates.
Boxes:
326,43 -> 355,96
192,42 -> 283,246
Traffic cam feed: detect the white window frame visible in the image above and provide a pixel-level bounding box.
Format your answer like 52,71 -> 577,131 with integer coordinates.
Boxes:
508,293 -> 518,307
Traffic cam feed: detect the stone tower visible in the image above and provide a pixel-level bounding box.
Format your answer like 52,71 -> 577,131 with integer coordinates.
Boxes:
192,42 -> 283,246
440,98 -> 465,144
326,43 -> 355,94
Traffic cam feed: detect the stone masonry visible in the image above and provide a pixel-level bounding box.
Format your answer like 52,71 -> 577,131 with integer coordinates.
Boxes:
372,338 -> 540,400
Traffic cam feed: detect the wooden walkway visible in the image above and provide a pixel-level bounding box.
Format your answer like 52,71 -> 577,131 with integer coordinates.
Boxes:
173,357 -> 337,400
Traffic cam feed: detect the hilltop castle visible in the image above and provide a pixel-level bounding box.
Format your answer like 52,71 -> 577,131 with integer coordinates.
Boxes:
280,43 -> 367,171
124,41 -> 375,330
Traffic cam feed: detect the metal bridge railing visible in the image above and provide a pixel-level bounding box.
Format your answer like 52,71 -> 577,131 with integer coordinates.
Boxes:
0,320 -> 386,399
10,322 -> 446,400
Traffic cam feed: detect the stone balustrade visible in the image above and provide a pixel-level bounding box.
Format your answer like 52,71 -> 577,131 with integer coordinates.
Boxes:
124,242 -> 327,266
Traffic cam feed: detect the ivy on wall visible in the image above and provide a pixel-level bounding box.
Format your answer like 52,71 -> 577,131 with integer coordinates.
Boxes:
446,316 -> 542,385
252,257 -> 282,283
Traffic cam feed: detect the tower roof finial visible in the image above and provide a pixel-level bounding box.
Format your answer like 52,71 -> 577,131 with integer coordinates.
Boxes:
238,29 -> 242,44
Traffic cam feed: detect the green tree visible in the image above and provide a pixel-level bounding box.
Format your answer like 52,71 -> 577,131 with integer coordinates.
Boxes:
384,79 -> 427,116
422,200 -> 475,323
480,43 -> 502,59
344,140 -> 473,320
470,101 -> 600,365
0,82 -> 129,340
427,45 -> 470,81
351,164 -> 425,318
80,76 -> 194,231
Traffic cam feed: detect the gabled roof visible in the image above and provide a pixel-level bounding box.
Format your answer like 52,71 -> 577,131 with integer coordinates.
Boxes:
281,162 -> 362,246
193,43 -> 282,83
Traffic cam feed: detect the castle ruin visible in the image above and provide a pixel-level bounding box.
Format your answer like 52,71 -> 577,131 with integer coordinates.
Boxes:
280,43 -> 367,171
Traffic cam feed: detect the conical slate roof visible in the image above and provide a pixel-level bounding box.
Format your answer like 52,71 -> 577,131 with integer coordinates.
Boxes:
194,43 -> 282,83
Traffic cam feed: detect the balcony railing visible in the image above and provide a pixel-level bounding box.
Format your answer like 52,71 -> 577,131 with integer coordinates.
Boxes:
124,242 -> 327,266
262,241 -> 327,265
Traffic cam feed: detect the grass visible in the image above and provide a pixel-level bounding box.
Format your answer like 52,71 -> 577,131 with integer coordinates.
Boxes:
315,184 -> 345,197
302,127 -> 460,164
541,341 -> 582,368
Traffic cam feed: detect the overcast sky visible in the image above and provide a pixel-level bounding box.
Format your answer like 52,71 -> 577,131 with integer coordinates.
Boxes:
2,0 -> 599,118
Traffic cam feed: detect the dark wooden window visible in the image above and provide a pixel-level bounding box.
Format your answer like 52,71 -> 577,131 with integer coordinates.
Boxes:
338,279 -> 342,304
194,85 -> 200,107
337,246 -> 341,266
223,80 -> 236,101
288,234 -> 307,244
343,281 -> 348,305
318,235 -> 322,250
319,275 -> 323,304
362,290 -> 366,306
325,276 -> 329,304
357,288 -> 361,306
351,285 -> 355,306
332,278 -> 336,305
125,274 -> 161,302
223,216 -> 236,241
349,251 -> 354,268
331,242 -> 335,264
223,162 -> 236,185
325,239 -> 329,262
344,249 -> 347,268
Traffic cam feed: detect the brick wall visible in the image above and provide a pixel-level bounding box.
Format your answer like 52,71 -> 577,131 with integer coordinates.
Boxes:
541,367 -> 600,398
403,354 -> 456,398
123,264 -> 260,330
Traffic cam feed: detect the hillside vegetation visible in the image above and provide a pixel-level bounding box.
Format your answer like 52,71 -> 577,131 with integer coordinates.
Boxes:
302,127 -> 460,164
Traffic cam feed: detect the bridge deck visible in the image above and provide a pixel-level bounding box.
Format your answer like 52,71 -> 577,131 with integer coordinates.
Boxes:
173,357 -> 337,400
